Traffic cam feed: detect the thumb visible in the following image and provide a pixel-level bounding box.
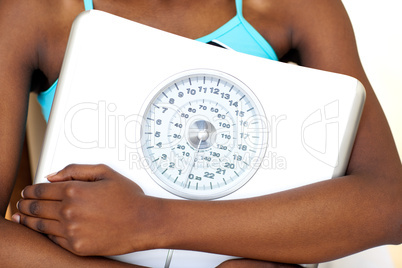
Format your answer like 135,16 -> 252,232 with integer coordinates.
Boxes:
46,164 -> 110,182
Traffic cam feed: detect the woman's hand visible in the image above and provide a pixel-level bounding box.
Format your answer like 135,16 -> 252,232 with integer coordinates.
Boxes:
12,164 -> 158,256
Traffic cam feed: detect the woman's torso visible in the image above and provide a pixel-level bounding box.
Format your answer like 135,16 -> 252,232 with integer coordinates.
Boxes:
33,0 -> 292,120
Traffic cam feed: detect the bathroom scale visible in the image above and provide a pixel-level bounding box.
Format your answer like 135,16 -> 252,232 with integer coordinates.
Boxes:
34,10 -> 365,268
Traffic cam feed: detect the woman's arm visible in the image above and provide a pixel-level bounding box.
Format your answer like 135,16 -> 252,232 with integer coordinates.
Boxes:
0,219 -> 143,267
15,0 -> 401,264
0,1 -> 141,266
0,0 -> 32,217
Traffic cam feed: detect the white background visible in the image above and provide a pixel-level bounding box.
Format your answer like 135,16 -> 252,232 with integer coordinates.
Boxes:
342,0 -> 402,156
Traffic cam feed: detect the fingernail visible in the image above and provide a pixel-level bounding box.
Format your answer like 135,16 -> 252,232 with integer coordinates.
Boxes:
21,189 -> 25,198
45,172 -> 58,179
16,200 -> 20,210
11,214 -> 20,224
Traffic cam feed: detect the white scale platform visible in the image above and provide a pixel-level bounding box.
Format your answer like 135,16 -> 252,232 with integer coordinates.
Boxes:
35,10 -> 365,268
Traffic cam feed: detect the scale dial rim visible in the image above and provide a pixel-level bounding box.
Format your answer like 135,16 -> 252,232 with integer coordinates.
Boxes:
140,69 -> 268,200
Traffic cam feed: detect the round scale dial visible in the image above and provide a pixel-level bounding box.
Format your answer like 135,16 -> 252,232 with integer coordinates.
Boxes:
141,70 -> 267,200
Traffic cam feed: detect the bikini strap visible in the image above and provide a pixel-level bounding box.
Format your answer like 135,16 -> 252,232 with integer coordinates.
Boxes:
83,0 -> 94,10
235,0 -> 243,17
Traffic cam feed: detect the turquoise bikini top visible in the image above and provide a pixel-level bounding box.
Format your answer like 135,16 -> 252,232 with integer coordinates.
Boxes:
37,0 -> 278,121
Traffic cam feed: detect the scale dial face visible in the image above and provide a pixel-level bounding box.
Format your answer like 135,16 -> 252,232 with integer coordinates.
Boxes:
141,70 -> 267,200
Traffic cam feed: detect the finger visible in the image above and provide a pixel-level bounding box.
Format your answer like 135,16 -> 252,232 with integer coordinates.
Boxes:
22,182 -> 69,200
18,213 -> 63,237
47,164 -> 113,182
17,199 -> 62,220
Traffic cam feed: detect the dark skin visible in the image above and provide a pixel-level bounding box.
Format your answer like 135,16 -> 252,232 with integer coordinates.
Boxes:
0,0 -> 401,266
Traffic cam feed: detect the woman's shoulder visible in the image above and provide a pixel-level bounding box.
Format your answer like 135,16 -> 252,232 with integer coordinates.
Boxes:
247,0 -> 357,70
0,0 -> 85,90
246,0 -> 352,58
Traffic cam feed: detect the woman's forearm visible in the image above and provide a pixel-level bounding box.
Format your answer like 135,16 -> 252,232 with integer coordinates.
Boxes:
153,173 -> 400,264
0,218 -> 138,267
